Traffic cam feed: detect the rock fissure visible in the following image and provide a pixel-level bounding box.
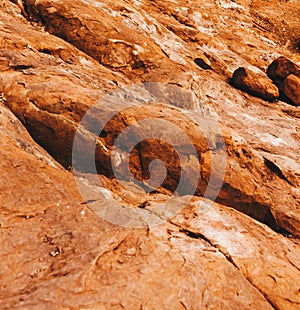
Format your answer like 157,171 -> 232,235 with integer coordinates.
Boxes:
263,157 -> 295,187
175,224 -> 278,310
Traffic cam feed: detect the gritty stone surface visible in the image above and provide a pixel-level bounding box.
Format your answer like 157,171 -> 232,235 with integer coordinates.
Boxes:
0,0 -> 300,309
282,74 -> 300,106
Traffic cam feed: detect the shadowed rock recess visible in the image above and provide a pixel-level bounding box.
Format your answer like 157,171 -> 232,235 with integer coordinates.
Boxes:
0,0 -> 299,309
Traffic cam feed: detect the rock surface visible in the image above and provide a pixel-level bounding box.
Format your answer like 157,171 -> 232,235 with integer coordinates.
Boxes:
282,74 -> 300,106
1,102 -> 298,309
0,0 -> 300,309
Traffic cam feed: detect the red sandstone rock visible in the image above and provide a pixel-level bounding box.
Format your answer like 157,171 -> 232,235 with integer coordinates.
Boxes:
267,56 -> 300,81
282,74 -> 300,106
0,103 -> 290,310
0,0 -> 300,308
231,66 -> 279,101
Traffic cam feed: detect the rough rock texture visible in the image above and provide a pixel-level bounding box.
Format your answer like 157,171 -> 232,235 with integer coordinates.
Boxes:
231,66 -> 279,101
2,101 -> 299,309
266,56 -> 300,106
267,56 -> 300,82
0,0 -> 300,309
251,0 -> 300,48
282,74 -> 300,106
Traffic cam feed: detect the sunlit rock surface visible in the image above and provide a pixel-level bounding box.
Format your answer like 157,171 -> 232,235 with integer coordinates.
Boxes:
0,0 -> 299,308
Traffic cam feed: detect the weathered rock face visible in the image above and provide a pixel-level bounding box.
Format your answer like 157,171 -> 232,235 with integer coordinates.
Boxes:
2,102 -> 300,309
0,0 -> 300,309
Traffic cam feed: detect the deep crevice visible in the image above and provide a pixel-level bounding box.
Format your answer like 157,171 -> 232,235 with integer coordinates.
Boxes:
194,58 -> 212,70
12,64 -> 33,71
263,157 -> 294,187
